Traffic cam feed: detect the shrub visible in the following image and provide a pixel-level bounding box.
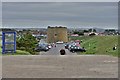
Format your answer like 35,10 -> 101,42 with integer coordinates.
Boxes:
16,31 -> 38,55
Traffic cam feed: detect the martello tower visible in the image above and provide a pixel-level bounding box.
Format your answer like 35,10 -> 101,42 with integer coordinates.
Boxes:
47,26 -> 68,43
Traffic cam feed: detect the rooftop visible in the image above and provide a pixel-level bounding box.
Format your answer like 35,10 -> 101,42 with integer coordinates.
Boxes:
48,26 -> 67,28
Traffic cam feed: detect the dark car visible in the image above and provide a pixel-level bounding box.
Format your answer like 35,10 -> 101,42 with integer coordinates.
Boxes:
64,43 -> 69,49
65,42 -> 75,49
35,44 -> 49,52
69,45 -> 86,53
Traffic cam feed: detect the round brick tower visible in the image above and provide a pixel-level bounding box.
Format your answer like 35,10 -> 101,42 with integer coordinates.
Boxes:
47,26 -> 68,43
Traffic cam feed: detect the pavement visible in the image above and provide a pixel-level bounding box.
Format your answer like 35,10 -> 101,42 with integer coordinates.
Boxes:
2,55 -> 118,78
0,38 -> 2,79
0,56 -> 2,79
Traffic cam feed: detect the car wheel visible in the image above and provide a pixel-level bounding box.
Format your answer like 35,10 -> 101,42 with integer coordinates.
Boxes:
45,50 -> 47,52
72,50 -> 75,53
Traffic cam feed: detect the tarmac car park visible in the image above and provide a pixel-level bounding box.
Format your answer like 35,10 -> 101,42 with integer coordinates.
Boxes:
35,43 -> 51,52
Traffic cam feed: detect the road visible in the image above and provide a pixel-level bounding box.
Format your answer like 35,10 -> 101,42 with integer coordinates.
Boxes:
2,55 -> 118,78
38,39 -> 77,55
39,44 -> 77,55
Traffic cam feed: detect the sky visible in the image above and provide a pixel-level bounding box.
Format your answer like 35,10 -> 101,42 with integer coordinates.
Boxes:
2,2 -> 118,29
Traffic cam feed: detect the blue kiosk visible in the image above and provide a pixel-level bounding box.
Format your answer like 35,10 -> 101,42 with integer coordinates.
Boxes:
2,29 -> 16,54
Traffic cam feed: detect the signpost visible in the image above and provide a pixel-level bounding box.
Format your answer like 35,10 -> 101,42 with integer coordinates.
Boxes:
2,31 -> 16,54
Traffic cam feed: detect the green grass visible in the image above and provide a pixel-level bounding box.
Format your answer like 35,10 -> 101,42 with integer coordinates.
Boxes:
2,50 -> 31,55
15,50 -> 31,55
70,35 -> 119,57
0,38 -> 31,55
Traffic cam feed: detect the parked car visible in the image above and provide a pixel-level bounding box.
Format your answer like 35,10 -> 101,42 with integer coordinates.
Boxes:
67,43 -> 76,50
47,44 -> 52,49
64,43 -> 70,49
56,41 -> 64,44
35,44 -> 49,52
69,45 -> 86,53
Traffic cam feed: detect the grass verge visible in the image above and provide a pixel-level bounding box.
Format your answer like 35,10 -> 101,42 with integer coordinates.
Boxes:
2,50 -> 31,55
70,35 -> 119,57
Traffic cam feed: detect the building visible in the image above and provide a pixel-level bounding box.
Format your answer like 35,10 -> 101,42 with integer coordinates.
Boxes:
71,34 -> 79,37
47,26 -> 68,43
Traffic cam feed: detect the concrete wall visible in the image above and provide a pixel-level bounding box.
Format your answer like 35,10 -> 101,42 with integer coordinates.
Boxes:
47,27 -> 68,43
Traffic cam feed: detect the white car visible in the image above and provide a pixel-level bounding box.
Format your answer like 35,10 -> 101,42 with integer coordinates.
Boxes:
48,45 -> 52,49
56,41 -> 64,44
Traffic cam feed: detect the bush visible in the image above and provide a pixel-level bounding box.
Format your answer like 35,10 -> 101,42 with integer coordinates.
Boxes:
73,31 -> 84,36
78,32 -> 84,36
16,31 -> 38,55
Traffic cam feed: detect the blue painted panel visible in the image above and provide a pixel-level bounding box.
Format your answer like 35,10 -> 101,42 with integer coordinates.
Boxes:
2,31 -> 16,54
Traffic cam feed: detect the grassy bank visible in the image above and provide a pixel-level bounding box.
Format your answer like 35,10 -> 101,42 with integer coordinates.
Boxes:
2,50 -> 31,55
70,35 -> 119,57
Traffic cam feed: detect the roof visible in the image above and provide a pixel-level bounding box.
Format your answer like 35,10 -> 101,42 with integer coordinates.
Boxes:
48,26 -> 67,28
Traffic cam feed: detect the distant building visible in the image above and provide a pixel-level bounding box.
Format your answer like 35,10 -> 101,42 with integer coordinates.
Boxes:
71,34 -> 79,37
47,26 -> 68,43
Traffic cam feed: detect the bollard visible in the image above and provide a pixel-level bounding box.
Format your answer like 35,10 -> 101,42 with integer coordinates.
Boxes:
60,49 -> 66,55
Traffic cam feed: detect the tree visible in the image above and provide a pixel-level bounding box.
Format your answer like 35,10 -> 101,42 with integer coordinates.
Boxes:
16,31 -> 38,55
78,31 -> 84,36
83,30 -> 89,33
73,31 -> 84,36
88,29 -> 92,32
73,31 -> 79,34
93,29 -> 96,32
78,32 -> 84,36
